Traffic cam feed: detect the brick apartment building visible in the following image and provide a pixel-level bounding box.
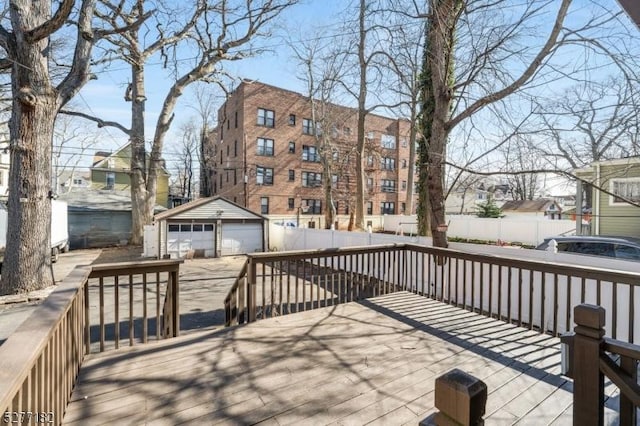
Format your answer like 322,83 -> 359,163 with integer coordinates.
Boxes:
210,81 -> 417,223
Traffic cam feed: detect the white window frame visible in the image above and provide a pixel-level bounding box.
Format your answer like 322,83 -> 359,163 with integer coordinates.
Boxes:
257,108 -> 275,127
381,135 -> 396,149
609,177 -> 640,206
256,137 -> 274,156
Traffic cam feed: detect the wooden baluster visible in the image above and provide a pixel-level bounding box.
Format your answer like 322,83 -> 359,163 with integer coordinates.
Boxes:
572,304 -> 605,426
619,355 -> 637,426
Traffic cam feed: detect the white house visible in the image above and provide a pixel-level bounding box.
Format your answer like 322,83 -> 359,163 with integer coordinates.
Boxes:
501,199 -> 562,220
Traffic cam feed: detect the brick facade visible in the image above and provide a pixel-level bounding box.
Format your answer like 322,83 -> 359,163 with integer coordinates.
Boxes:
209,81 -> 417,218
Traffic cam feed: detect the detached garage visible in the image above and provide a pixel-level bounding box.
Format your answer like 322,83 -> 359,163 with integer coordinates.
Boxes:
153,197 -> 265,259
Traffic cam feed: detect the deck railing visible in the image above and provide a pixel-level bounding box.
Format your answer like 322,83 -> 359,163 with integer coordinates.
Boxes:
226,243 -> 640,342
0,259 -> 182,425
225,244 -> 406,326
566,304 -> 640,425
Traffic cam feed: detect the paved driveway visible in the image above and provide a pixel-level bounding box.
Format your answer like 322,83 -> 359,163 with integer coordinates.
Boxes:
0,250 -> 247,344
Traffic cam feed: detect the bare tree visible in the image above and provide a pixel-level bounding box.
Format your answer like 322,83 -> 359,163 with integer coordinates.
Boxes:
502,136 -> 542,200
290,31 -> 353,228
52,115 -> 99,194
64,0 -> 298,244
169,120 -> 200,202
0,0 -> 137,294
416,0 -> 638,247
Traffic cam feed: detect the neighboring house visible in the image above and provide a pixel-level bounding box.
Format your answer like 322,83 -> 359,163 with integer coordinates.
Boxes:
58,189 -> 166,249
90,143 -> 171,207
501,199 -> 562,219
210,81 -> 418,217
445,181 -> 511,214
56,170 -> 90,194
575,157 -> 640,237
152,196 -> 265,259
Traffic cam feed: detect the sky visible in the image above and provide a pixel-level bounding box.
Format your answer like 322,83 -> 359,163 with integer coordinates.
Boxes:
60,0 -> 638,197
67,0 -> 345,169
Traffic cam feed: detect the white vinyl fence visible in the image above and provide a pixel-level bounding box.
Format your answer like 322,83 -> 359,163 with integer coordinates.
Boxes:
383,215 -> 577,246
268,225 -> 640,343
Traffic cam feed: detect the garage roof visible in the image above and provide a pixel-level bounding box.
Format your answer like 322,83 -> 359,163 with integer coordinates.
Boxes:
154,196 -> 264,221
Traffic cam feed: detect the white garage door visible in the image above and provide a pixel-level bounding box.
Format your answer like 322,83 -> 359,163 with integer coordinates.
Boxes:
221,223 -> 263,256
167,223 -> 215,258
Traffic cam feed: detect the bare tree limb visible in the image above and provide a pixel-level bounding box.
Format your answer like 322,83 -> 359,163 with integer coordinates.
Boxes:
24,0 -> 74,43
59,109 -> 131,135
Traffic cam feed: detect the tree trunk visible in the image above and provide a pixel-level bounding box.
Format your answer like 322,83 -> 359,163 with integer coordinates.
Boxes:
0,5 -> 57,294
418,0 -> 462,247
354,0 -> 368,231
130,63 -> 148,245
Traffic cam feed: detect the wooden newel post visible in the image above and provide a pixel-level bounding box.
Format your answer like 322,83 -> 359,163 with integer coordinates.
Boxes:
425,369 -> 487,426
572,304 -> 605,426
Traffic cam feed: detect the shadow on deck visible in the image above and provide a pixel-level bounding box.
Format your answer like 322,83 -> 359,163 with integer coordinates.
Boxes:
64,291 -> 619,425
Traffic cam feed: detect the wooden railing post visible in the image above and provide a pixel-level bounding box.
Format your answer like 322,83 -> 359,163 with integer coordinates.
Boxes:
171,269 -> 180,337
424,368 -> 487,425
572,304 -> 605,426
248,258 -> 257,322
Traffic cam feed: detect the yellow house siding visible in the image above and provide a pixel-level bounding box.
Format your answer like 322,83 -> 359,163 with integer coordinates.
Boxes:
90,143 -> 171,206
597,164 -> 640,237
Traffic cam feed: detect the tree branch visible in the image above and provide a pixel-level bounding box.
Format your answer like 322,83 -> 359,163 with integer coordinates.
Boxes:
24,0 -> 75,43
59,109 -> 131,135
447,0 -> 572,131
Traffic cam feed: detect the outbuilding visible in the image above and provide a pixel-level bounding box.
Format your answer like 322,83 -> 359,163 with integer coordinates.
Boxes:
152,196 -> 266,259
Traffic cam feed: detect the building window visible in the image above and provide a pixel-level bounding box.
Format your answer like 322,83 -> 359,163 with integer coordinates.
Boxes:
402,159 -> 408,168
402,180 -> 407,190
381,157 -> 396,170
234,171 -> 237,185
234,140 -> 238,157
73,178 -> 83,185
381,135 -> 396,149
332,174 -> 338,188
261,197 -> 269,214
380,202 -> 395,214
367,177 -> 373,190
226,170 -> 229,183
302,171 -> 323,187
226,145 -> 229,157
106,172 -> 115,190
257,138 -> 274,156
288,198 -> 295,210
401,202 -> 406,213
302,118 -> 314,135
256,166 -> 273,185
366,201 -> 373,215
289,114 -> 296,126
381,179 -> 396,193
234,111 -> 238,128
611,178 -> 640,205
257,108 -> 275,127
288,141 -> 296,153
302,145 -> 319,162
302,199 -> 322,214
401,138 -> 408,148
288,170 -> 295,181
366,155 -> 374,167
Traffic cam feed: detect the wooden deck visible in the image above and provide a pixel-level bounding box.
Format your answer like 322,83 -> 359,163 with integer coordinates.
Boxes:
63,292 -> 619,425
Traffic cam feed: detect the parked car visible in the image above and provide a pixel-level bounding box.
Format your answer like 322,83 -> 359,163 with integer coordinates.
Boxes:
536,236 -> 640,261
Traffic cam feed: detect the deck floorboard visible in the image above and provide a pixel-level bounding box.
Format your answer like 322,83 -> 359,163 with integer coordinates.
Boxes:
65,291 -> 587,425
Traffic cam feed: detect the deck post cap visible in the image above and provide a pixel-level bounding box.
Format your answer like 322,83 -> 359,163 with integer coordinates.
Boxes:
434,368 -> 487,425
574,304 -> 605,329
